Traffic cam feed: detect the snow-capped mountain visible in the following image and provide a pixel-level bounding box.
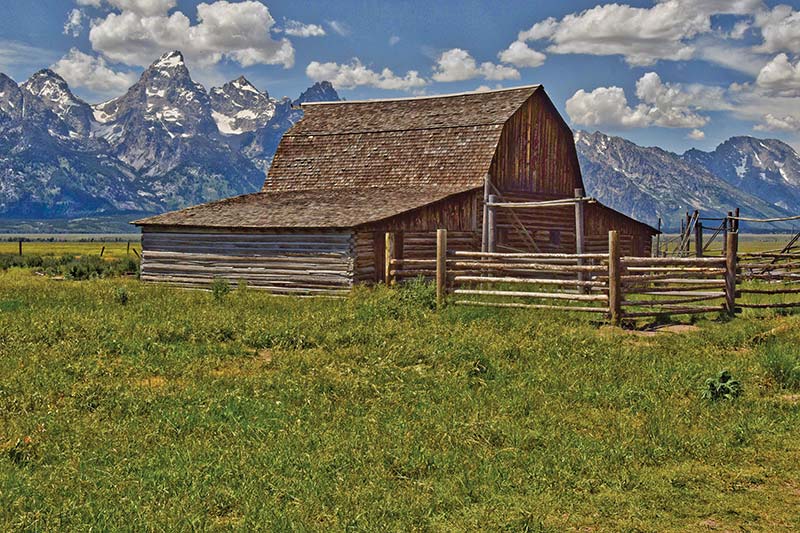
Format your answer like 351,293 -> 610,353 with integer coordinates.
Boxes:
20,69 -> 95,139
575,131 -> 796,231
3,50 -> 797,231
0,50 -> 339,219
210,76 -> 277,135
0,73 -> 153,218
683,137 -> 800,212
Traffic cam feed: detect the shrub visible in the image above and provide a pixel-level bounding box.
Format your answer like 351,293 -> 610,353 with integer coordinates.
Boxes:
762,344 -> 800,390
395,277 -> 437,311
702,370 -> 742,401
114,286 -> 129,305
211,277 -> 231,302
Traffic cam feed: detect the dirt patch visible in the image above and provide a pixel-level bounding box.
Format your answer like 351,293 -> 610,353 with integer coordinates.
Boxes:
209,349 -> 273,378
778,394 -> 800,404
136,376 -> 167,388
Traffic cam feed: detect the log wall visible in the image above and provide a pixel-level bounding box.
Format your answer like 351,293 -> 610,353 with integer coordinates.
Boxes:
140,228 -> 354,294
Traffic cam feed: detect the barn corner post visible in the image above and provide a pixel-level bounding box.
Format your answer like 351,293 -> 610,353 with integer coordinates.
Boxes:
487,194 -> 497,253
384,232 -> 395,285
608,230 -> 622,327
436,228 -> 448,309
574,188 -> 586,294
481,173 -> 491,253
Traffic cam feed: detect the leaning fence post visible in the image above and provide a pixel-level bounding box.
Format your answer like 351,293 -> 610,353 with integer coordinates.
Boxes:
608,230 -> 622,326
436,228 -> 447,309
384,232 -> 395,285
725,229 -> 738,316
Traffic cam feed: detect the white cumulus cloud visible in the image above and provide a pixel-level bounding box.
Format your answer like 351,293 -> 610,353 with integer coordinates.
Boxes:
687,129 -> 706,140
282,20 -> 325,37
306,58 -> 426,91
756,53 -> 800,97
87,0 -> 294,68
51,47 -> 137,96
754,114 -> 800,132
63,8 -> 85,37
566,72 -> 720,129
754,5 -> 800,54
498,41 -> 546,68
432,48 -> 519,82
514,0 -> 762,67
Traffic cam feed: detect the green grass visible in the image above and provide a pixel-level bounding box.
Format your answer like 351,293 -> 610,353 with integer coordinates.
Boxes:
0,240 -> 141,260
1,269 -> 800,531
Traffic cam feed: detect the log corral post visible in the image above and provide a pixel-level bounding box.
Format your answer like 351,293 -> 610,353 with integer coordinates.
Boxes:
487,194 -> 497,253
574,188 -> 586,293
725,228 -> 739,315
695,221 -> 703,257
436,228 -> 447,309
608,230 -> 622,326
384,232 -> 395,285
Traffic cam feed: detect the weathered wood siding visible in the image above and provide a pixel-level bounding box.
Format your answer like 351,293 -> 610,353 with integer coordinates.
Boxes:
140,228 -> 354,294
354,191 -> 481,282
490,90 -> 583,196
490,193 -> 654,257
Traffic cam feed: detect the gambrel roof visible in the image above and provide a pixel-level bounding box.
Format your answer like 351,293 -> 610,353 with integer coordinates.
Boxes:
263,85 -> 541,192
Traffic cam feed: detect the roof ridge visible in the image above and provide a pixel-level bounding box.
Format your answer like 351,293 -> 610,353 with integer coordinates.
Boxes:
301,84 -> 541,106
285,122 -> 504,137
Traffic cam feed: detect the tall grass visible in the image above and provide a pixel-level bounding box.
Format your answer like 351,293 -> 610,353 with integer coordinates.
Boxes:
1,270 -> 799,531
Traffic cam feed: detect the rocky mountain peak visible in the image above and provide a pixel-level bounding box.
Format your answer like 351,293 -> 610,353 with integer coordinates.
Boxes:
0,73 -> 23,118
294,81 -> 339,105
209,75 -> 276,135
152,50 -> 186,70
683,134 -> 800,211
21,68 -> 94,137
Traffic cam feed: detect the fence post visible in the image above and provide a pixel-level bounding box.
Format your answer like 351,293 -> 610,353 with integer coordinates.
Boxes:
725,229 -> 738,316
695,221 -> 703,257
384,232 -> 395,285
487,194 -> 497,253
436,229 -> 447,309
18,239 -> 22,256
127,241 -> 131,255
608,230 -> 622,326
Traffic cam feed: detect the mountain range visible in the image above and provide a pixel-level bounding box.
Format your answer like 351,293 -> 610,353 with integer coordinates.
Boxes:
0,50 -> 338,221
0,50 -> 798,232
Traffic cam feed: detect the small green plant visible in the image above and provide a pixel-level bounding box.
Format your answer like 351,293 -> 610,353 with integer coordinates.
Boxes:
237,279 -> 248,292
762,344 -> 800,390
702,369 -> 742,401
114,286 -> 129,305
210,277 -> 231,302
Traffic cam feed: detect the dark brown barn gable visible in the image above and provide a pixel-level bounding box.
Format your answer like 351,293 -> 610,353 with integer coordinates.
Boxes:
134,85 -> 657,292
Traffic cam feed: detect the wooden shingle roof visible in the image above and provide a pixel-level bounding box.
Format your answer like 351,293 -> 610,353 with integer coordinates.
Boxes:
264,85 -> 540,192
133,186 -> 472,229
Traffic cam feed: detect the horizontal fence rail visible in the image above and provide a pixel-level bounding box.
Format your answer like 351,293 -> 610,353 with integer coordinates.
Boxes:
382,228 -> 800,324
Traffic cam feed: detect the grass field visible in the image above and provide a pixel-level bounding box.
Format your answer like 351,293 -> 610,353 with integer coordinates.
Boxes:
2,262 -> 800,531
0,240 -> 141,261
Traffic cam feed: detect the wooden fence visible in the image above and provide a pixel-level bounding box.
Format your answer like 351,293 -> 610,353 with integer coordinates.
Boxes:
386,229 -> 800,324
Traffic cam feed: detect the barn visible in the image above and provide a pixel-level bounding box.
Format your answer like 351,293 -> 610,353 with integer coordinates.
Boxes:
133,85 -> 658,294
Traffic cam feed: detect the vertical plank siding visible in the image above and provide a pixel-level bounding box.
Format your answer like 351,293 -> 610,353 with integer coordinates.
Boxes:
490,91 -> 583,196
140,228 -> 354,294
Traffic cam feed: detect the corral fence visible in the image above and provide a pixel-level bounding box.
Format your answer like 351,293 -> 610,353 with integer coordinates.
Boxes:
386,229 -> 800,325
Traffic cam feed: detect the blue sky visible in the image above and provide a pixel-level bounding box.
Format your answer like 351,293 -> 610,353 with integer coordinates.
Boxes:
2,0 -> 800,153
